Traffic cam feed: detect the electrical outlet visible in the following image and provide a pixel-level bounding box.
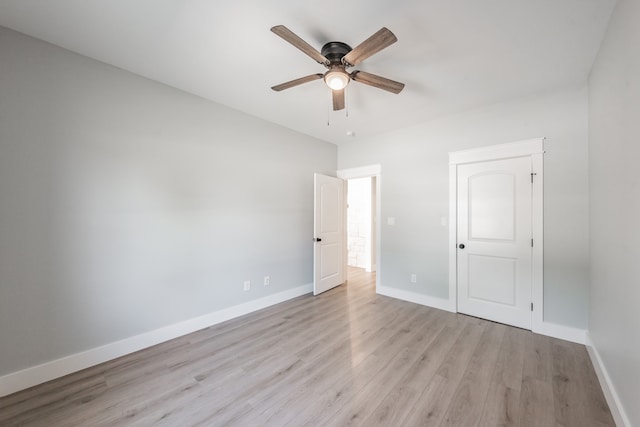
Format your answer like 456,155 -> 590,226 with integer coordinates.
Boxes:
264,276 -> 270,286
243,280 -> 251,291
410,274 -> 417,284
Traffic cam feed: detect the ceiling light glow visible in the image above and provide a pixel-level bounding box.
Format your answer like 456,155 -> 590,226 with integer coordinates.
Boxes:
324,70 -> 350,90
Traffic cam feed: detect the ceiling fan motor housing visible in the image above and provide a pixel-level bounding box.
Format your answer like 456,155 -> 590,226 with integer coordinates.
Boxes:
321,42 -> 352,65
321,42 -> 353,90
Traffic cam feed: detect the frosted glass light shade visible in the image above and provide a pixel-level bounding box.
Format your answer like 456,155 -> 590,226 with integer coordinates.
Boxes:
324,70 -> 350,90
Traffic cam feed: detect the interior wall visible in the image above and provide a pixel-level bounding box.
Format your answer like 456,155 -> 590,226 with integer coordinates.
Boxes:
338,86 -> 590,329
0,26 -> 337,377
588,0 -> 640,424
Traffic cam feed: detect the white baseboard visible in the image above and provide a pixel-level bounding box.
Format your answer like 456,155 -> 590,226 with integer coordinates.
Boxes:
585,333 -> 631,427
377,285 -> 455,313
0,283 -> 312,398
378,286 -> 587,345
532,321 -> 586,344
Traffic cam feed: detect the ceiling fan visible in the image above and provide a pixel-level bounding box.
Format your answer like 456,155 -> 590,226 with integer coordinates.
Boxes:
270,25 -> 405,111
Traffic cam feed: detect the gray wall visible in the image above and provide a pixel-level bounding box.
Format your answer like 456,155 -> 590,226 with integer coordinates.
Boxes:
588,0 -> 640,424
0,26 -> 336,376
338,87 -> 590,329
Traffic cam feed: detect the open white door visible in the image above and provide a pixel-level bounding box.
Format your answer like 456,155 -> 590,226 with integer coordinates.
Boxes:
457,157 -> 532,329
314,173 -> 345,295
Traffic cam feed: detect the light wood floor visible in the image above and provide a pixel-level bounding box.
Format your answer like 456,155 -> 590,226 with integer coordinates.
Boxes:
0,268 -> 615,426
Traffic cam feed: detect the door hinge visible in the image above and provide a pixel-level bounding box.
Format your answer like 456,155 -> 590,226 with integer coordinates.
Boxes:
531,302 -> 534,311
530,172 -> 537,183
531,238 -> 534,247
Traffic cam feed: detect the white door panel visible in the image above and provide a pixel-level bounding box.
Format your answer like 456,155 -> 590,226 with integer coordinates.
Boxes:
467,254 -> 516,305
320,243 -> 340,279
314,173 -> 345,295
457,157 -> 532,329
468,173 -> 515,240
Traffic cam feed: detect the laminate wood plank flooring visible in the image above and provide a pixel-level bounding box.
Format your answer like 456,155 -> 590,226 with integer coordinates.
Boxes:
0,267 -> 615,426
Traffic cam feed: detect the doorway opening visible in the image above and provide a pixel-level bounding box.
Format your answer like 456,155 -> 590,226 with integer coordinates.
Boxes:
347,177 -> 376,273
337,164 -> 381,291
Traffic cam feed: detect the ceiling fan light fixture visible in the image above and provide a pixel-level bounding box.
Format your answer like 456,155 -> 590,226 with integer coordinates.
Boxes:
324,69 -> 350,90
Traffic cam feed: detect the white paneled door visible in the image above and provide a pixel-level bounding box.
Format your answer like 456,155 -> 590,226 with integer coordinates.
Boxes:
457,157 -> 533,329
314,173 -> 345,295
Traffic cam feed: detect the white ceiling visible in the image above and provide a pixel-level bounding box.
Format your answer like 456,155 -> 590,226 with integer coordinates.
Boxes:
0,0 -> 616,145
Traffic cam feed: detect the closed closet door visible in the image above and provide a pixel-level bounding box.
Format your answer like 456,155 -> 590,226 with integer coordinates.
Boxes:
457,157 -> 532,329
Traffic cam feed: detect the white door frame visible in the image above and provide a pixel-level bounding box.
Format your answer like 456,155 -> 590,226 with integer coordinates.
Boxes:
449,138 -> 545,331
337,164 -> 381,292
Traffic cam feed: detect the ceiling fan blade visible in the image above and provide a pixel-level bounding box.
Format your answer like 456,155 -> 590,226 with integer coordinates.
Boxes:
332,89 -> 345,111
342,27 -> 397,66
271,25 -> 329,65
271,74 -> 324,92
351,71 -> 405,94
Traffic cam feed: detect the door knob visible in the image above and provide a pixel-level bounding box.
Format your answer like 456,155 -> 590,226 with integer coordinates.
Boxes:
315,238 -> 322,242
458,243 -> 465,249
